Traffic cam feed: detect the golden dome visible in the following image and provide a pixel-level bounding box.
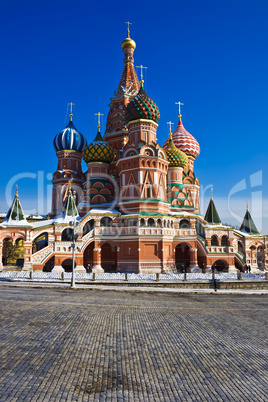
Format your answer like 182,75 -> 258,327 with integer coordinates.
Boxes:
121,35 -> 136,50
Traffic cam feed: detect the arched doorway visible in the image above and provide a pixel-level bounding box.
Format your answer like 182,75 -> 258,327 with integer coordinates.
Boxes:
62,259 -> 76,272
175,243 -> 190,271
212,260 -> 229,272
2,238 -> 24,267
43,256 -> 55,272
83,242 -> 94,270
32,233 -> 48,254
101,243 -> 117,272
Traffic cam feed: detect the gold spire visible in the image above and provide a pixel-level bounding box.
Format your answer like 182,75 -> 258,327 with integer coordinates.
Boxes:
95,112 -> 104,131
167,121 -> 174,138
68,180 -> 73,192
68,102 -> 75,121
15,184 -> 18,198
175,101 -> 184,118
136,65 -> 147,86
246,200 -> 249,211
211,188 -> 213,200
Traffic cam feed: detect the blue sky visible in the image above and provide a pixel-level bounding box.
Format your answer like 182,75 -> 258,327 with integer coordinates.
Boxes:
0,0 -> 267,233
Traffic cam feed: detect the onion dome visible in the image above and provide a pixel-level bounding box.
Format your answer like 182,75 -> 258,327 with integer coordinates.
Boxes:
83,127 -> 114,164
53,119 -> 87,153
163,115 -> 200,159
164,134 -> 188,168
121,32 -> 136,50
125,85 -> 160,123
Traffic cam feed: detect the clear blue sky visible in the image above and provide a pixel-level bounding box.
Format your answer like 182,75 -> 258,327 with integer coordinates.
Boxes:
0,0 -> 267,233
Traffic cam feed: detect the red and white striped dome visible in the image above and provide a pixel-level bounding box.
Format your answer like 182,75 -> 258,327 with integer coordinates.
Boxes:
163,115 -> 200,159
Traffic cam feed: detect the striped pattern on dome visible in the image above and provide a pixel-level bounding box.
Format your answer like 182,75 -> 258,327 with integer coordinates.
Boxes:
163,116 -> 200,159
83,130 -> 114,165
125,87 -> 160,123
53,121 -> 87,153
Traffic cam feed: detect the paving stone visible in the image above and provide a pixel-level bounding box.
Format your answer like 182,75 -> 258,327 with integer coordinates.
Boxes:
0,288 -> 267,401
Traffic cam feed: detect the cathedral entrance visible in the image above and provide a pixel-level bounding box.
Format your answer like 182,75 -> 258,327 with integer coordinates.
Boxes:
83,242 -> 94,271
101,243 -> 117,272
175,243 -> 190,271
212,260 -> 229,272
62,259 -> 76,272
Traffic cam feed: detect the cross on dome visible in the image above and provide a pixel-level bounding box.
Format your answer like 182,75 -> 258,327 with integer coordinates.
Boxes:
136,65 -> 147,86
125,21 -> 132,37
68,102 -> 75,121
167,121 -> 174,137
95,112 -> 104,130
175,101 -> 184,116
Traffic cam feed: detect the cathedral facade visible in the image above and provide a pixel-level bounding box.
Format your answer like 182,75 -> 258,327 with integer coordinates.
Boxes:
0,31 -> 267,274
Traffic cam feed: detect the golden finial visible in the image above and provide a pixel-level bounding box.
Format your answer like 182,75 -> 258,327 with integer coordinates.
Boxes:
246,200 -> 249,211
136,65 -> 147,86
175,101 -> 184,118
15,184 -> 18,198
210,188 -> 213,200
68,102 -> 75,121
95,112 -> 104,131
125,21 -> 132,37
167,121 -> 174,138
68,180 -> 72,192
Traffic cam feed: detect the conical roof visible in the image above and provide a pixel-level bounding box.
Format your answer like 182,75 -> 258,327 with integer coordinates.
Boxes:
2,188 -> 31,227
62,188 -> 79,218
240,210 -> 259,234
125,85 -> 160,123
204,198 -> 221,224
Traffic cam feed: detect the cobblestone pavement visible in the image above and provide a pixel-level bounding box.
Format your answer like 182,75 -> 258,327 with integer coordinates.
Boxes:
0,288 -> 267,401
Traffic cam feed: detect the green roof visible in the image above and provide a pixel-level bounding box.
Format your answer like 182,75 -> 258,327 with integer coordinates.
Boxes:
62,190 -> 78,217
240,210 -> 259,234
204,199 -> 221,224
5,194 -> 25,222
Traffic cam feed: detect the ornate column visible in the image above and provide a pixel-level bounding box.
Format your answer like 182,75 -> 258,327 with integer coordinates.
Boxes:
189,248 -> 200,272
22,241 -> 33,271
92,240 -> 103,273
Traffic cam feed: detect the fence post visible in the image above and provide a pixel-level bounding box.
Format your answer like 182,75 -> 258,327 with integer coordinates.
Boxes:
184,270 -> 187,282
265,271 -> 268,280
125,273 -> 128,281
92,272 -> 96,281
61,271 -> 65,281
156,273 -> 159,282
30,271 -> 33,280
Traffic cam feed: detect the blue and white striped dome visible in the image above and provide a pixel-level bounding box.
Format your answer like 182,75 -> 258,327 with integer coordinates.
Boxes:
53,120 -> 87,153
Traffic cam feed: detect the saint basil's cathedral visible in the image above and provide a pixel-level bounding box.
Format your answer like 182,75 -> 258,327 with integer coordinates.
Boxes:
0,29 -> 267,274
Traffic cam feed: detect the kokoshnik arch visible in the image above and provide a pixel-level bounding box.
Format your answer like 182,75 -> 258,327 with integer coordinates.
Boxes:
0,29 -> 267,274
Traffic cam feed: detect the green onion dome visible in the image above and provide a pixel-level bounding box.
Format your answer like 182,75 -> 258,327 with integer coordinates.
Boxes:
82,129 -> 114,164
125,85 -> 160,123
164,135 -> 188,168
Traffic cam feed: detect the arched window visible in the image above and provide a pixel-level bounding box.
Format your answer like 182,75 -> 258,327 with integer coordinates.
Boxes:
148,218 -> 155,227
83,220 -> 94,236
62,228 -> 74,241
179,219 -> 190,229
157,219 -> 162,227
238,241 -> 244,254
140,218 -> 145,227
211,235 -> 218,246
221,236 -> 228,246
100,217 -> 112,227
146,187 -> 150,198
